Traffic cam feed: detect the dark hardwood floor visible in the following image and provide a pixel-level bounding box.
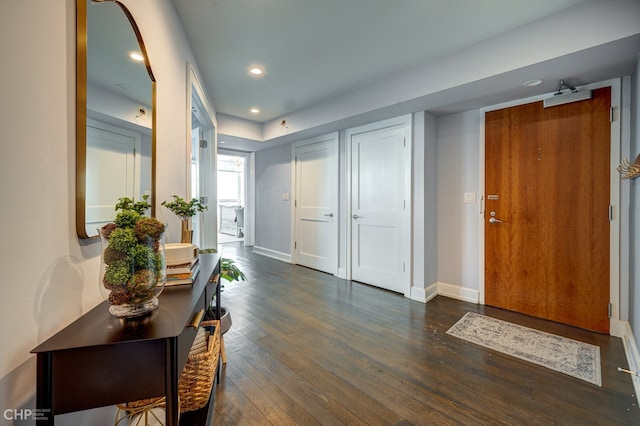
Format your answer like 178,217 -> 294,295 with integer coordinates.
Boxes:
212,243 -> 638,425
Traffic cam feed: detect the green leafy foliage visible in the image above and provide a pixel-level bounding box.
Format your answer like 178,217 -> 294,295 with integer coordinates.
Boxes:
104,260 -> 133,287
100,198 -> 168,307
204,255 -> 246,320
221,258 -> 246,282
114,210 -> 142,229
161,195 -> 207,221
114,194 -> 151,215
107,228 -> 138,252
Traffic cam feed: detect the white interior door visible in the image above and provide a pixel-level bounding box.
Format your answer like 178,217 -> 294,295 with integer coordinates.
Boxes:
188,63 -> 218,250
349,119 -> 410,294
197,128 -> 216,250
190,127 -> 202,247
294,134 -> 338,274
86,120 -> 140,230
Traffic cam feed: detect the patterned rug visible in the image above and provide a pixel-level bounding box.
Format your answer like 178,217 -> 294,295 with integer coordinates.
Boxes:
446,312 -> 602,386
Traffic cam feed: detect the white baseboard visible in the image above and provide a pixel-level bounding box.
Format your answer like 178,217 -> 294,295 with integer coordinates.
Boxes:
621,321 -> 640,408
337,267 -> 347,279
424,282 -> 438,302
436,282 -> 479,304
610,317 -> 625,338
409,285 -> 427,302
252,246 -> 292,263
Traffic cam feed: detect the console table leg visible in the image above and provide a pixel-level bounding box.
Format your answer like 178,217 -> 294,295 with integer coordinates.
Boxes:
36,353 -> 53,424
165,338 -> 179,426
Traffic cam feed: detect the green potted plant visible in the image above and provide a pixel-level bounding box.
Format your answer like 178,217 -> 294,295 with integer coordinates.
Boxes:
200,250 -> 246,331
161,195 -> 207,243
99,196 -> 167,318
220,257 -> 246,283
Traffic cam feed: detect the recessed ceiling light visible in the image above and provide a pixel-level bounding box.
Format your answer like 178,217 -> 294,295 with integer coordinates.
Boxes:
250,107 -> 260,114
523,79 -> 543,87
130,52 -> 144,62
249,66 -> 264,76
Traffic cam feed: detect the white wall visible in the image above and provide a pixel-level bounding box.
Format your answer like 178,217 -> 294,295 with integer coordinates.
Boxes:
0,0 -> 210,424
254,144 -> 292,256
436,111 -> 481,294
630,55 -> 640,352
410,111 -> 438,300
424,113 -> 439,288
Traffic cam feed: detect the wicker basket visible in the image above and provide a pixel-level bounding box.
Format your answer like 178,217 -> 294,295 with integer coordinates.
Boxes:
178,320 -> 221,413
114,397 -> 167,425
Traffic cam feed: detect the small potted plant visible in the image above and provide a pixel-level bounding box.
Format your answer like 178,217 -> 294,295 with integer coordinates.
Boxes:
199,251 -> 246,331
161,195 -> 207,243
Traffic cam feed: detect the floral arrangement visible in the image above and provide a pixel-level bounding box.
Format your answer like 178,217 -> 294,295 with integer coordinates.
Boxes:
161,195 -> 207,221
100,202 -> 166,308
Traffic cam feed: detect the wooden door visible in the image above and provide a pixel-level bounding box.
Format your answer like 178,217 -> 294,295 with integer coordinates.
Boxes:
294,136 -> 338,274
485,87 -> 611,333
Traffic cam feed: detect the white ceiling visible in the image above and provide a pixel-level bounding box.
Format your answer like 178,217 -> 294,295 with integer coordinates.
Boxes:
173,0 -> 586,123
171,0 -> 640,150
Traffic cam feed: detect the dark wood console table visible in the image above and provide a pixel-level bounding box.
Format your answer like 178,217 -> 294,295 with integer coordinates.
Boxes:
31,253 -> 221,425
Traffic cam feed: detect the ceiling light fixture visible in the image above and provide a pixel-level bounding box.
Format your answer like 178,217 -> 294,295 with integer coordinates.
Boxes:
249,66 -> 264,76
523,79 -> 543,87
130,52 -> 144,62
250,107 -> 260,114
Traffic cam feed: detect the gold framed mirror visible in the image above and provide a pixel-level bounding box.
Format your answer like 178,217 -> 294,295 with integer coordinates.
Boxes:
76,0 -> 156,238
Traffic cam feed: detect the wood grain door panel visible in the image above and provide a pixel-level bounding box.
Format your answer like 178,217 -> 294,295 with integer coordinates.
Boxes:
485,87 -> 611,333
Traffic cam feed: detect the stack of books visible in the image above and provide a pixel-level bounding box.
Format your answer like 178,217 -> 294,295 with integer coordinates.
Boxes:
166,256 -> 200,286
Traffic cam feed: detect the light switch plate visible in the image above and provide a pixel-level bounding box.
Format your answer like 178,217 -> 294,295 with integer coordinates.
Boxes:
282,193 -> 290,201
464,192 -> 476,203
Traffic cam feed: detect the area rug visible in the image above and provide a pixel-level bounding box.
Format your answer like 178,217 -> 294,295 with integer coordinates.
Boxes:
446,312 -> 602,386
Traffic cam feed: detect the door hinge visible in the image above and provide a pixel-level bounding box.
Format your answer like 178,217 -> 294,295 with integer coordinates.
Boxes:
200,139 -> 208,148
608,302 -> 613,318
294,241 -> 297,249
610,107 -> 614,123
403,262 -> 406,272
403,137 -> 406,147
609,205 -> 614,221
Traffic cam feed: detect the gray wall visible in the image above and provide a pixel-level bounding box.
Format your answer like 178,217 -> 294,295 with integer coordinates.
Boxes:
436,111 -> 480,290
255,144 -> 292,254
630,56 -> 639,348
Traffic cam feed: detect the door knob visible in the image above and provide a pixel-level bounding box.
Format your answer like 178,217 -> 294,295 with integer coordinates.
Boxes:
352,214 -> 361,219
489,217 -> 503,224
324,213 -> 334,217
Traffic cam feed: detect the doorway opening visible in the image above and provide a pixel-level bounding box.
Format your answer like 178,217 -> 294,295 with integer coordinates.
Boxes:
217,154 -> 245,244
188,64 -> 217,250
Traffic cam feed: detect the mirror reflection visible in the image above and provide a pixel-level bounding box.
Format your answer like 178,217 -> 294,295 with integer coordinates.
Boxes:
77,0 -> 155,238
